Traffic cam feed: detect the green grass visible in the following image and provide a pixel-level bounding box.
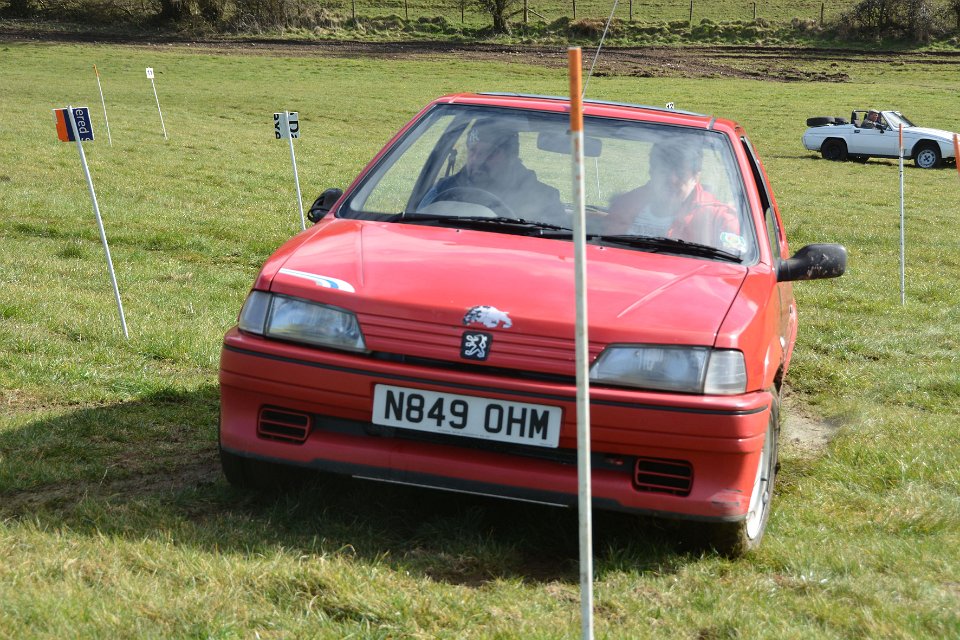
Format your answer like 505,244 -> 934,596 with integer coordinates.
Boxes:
1,40 -> 959,638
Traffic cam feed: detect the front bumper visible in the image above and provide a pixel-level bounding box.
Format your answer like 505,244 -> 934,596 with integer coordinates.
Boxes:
219,329 -> 773,522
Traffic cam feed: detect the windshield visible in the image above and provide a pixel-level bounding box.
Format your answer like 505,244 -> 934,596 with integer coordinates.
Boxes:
342,104 -> 757,263
885,112 -> 916,128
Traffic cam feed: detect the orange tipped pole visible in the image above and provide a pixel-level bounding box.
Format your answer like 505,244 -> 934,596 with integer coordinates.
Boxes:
568,45 -> 593,640
954,134 -> 959,179
569,47 -> 583,133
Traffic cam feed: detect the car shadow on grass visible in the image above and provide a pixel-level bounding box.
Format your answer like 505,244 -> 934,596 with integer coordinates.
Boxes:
0,386 -> 697,586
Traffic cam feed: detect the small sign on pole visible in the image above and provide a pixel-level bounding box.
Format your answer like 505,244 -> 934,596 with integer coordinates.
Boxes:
146,67 -> 168,140
93,65 -> 113,145
899,124 -> 905,305
568,46 -> 594,640
274,111 -> 306,231
53,106 -> 129,339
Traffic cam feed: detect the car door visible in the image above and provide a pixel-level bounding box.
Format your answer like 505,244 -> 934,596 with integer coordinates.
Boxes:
852,118 -> 898,156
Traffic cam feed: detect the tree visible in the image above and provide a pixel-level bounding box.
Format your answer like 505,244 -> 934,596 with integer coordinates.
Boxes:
157,0 -> 189,22
474,0 -> 521,34
947,0 -> 960,28
3,0 -> 33,17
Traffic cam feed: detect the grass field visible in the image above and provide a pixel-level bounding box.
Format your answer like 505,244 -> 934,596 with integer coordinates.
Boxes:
1,40 -> 959,638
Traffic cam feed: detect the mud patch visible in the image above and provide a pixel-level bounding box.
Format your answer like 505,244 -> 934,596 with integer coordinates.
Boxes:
781,389 -> 843,454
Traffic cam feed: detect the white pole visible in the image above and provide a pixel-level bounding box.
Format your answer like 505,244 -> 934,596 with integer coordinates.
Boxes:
899,124 -> 905,305
569,46 -> 594,640
148,69 -> 168,140
93,65 -> 112,146
67,106 -> 129,339
285,111 -> 306,231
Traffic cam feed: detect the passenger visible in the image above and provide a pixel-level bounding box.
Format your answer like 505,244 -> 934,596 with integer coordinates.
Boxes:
600,141 -> 741,250
420,119 -> 564,223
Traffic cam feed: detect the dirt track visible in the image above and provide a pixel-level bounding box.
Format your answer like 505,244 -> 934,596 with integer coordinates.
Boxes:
6,26 -> 960,81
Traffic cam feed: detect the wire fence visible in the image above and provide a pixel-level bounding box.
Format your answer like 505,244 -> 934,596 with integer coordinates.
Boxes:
324,0 -> 847,26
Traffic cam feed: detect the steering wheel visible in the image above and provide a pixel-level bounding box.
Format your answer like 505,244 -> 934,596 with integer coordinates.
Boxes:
432,187 -> 516,218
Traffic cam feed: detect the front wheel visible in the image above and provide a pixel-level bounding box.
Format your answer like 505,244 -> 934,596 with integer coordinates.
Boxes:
704,393 -> 780,557
913,143 -> 942,169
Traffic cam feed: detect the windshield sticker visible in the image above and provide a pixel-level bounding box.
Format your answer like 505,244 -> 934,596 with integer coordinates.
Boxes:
720,232 -> 748,254
463,305 -> 512,329
278,268 -> 356,293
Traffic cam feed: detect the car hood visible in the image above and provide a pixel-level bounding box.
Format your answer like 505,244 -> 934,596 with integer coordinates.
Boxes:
905,126 -> 957,141
266,219 -> 748,347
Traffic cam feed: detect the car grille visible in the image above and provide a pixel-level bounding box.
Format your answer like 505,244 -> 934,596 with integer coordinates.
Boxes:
358,312 -> 600,378
257,407 -> 311,443
633,457 -> 693,496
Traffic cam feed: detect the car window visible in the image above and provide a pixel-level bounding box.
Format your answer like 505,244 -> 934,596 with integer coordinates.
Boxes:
343,104 -> 758,263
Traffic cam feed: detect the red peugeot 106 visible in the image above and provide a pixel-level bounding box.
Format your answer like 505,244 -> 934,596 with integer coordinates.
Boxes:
219,94 -> 846,556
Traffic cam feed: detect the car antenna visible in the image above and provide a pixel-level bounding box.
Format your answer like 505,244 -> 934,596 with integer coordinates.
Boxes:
581,0 -> 620,100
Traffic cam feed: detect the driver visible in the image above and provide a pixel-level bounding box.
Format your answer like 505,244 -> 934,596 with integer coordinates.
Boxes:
862,110 -> 881,129
419,119 -> 564,223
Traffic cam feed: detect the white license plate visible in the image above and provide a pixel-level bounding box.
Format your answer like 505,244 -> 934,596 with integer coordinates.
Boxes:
372,384 -> 561,448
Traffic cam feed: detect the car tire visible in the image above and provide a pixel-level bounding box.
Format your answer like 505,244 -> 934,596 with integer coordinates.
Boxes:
703,391 -> 780,557
220,446 -> 300,490
913,142 -> 942,169
806,116 -> 836,127
821,139 -> 848,162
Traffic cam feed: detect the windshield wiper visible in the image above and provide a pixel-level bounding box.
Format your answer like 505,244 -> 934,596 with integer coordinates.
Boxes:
591,234 -> 743,263
399,213 -> 572,235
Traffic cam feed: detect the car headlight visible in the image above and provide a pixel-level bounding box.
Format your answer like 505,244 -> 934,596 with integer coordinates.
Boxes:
589,345 -> 746,395
238,290 -> 367,352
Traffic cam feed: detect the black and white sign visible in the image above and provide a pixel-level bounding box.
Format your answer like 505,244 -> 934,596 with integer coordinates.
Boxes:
274,112 -> 300,139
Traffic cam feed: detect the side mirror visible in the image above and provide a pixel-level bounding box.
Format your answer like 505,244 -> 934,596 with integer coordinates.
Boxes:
777,243 -> 847,282
307,188 -> 344,223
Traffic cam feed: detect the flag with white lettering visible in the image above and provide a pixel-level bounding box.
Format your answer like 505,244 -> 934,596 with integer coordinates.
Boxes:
54,107 -> 94,142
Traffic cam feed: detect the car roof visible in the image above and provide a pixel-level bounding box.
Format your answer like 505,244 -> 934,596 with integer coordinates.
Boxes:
430,92 -> 741,135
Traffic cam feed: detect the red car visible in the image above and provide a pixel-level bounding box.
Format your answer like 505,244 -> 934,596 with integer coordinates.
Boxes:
219,93 -> 846,556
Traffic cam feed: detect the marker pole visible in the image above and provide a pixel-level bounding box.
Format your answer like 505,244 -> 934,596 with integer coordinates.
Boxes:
569,46 -> 594,640
147,69 -> 168,140
954,134 -> 960,181
899,124 -> 905,305
93,65 -> 113,145
285,111 -> 306,231
67,106 -> 129,339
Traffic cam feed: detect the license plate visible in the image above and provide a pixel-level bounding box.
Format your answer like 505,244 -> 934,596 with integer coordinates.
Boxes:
372,384 -> 561,448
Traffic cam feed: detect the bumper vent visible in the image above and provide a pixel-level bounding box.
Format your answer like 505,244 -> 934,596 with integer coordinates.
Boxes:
633,457 -> 693,496
258,407 -> 311,443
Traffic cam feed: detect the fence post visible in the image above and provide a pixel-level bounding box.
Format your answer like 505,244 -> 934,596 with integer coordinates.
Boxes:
689,0 -> 693,25
629,0 -> 633,21
753,2 -> 756,19
351,0 -> 356,21
573,0 -> 576,19
524,0 -> 528,23
821,2 -> 825,25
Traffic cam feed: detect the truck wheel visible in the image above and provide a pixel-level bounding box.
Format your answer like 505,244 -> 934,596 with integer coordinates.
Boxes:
821,139 -> 848,162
